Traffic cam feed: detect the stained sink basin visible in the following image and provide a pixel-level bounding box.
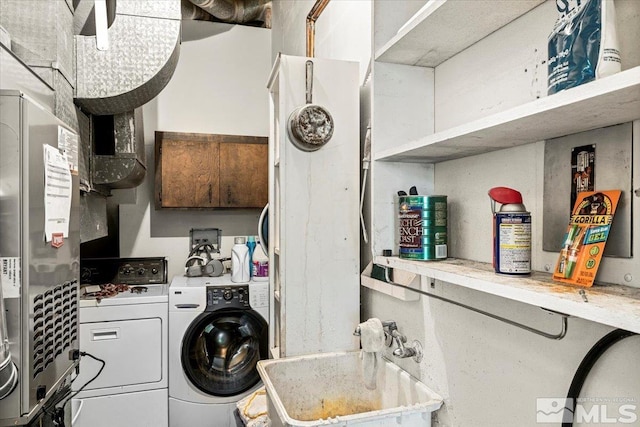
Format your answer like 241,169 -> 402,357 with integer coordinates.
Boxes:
256,351 -> 443,427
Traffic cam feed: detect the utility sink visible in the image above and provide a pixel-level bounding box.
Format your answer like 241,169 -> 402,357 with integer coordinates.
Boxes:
257,351 -> 443,427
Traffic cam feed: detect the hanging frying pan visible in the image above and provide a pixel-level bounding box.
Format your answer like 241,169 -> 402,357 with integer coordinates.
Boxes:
287,60 -> 334,152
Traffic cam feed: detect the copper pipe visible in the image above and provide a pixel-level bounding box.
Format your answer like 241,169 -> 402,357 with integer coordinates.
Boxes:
306,0 -> 331,57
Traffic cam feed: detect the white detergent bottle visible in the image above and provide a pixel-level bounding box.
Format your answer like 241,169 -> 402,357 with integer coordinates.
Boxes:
231,237 -> 250,283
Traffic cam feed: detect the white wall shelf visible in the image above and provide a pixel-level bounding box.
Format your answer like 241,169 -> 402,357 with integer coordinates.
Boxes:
361,275 -> 419,301
360,262 -> 419,301
375,0 -> 546,67
374,256 -> 640,334
374,66 -> 640,163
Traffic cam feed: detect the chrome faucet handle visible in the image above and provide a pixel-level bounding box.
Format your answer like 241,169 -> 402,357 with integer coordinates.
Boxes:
353,325 -> 361,336
392,347 -> 412,357
381,322 -> 400,347
392,339 -> 423,363
381,320 -> 397,331
390,329 -> 406,343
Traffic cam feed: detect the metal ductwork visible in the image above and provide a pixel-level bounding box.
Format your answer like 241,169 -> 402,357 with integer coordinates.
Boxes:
183,0 -> 271,28
73,0 -> 181,242
75,0 -> 181,116
181,1 -> 217,22
92,108 -> 146,188
73,0 -> 117,36
0,0 -> 78,131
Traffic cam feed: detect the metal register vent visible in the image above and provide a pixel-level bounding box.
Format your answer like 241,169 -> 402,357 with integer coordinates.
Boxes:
32,281 -> 78,378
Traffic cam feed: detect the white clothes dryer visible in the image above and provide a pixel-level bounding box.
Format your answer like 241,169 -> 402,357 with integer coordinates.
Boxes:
168,275 -> 269,427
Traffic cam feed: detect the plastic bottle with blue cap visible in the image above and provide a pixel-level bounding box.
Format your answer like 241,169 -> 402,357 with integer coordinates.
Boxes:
246,236 -> 256,278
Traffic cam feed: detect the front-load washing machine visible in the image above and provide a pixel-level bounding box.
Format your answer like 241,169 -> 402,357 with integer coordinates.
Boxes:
169,275 -> 268,427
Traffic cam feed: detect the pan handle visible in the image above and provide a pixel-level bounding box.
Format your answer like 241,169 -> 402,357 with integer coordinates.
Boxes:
305,60 -> 313,104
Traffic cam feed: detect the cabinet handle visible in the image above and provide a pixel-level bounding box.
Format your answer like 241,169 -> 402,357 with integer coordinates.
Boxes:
175,304 -> 200,309
92,329 -> 119,341
208,184 -> 212,204
227,186 -> 232,205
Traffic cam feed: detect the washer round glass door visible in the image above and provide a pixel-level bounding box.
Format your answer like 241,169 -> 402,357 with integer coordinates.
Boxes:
181,308 -> 267,396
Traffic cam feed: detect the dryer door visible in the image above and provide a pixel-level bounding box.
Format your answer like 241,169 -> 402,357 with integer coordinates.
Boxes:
181,309 -> 267,396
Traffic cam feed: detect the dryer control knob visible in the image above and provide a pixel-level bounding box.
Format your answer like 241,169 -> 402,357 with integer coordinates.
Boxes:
223,290 -> 233,301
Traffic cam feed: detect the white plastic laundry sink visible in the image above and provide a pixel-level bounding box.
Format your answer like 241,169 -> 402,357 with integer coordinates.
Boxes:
257,351 -> 443,427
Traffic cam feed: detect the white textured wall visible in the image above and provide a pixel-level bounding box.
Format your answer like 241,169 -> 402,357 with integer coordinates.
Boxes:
274,2 -> 640,427
423,141 -> 640,426
273,55 -> 361,357
371,1 -> 640,425
362,281 -> 640,426
271,0 -> 371,84
119,21 -> 271,279
267,0 -> 369,358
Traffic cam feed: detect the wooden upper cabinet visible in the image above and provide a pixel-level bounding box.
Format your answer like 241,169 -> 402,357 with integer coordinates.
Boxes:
156,135 -> 220,208
155,132 -> 268,209
219,142 -> 268,208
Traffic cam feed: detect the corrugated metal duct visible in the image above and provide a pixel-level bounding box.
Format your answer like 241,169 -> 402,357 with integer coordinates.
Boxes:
183,0 -> 271,28
75,0 -> 181,115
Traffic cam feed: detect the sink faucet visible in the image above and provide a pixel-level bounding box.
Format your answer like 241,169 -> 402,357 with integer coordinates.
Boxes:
353,320 -> 423,363
352,320 -> 396,337
389,329 -> 415,358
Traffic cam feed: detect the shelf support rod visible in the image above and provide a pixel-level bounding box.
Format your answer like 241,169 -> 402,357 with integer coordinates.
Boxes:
382,267 -> 569,340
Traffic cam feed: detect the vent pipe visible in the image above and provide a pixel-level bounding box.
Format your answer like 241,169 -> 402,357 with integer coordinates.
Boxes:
185,0 -> 271,28
92,108 -> 146,188
75,0 -> 181,115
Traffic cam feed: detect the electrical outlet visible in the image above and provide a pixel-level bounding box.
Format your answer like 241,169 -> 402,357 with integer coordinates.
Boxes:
190,228 -> 222,252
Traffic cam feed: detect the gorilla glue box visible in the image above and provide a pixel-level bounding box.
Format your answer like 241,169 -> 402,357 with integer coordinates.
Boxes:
553,190 -> 621,287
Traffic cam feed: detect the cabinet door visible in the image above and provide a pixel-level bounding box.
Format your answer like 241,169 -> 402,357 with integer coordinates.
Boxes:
155,133 -> 220,208
219,142 -> 268,208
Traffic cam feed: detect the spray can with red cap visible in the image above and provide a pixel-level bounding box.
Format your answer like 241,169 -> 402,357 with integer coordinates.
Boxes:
489,187 -> 531,275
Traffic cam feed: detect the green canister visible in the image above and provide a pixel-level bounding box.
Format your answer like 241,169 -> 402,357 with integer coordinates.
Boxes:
398,195 -> 447,260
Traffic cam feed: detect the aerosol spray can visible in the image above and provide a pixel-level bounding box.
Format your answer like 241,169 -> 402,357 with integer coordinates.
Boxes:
489,187 -> 531,275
